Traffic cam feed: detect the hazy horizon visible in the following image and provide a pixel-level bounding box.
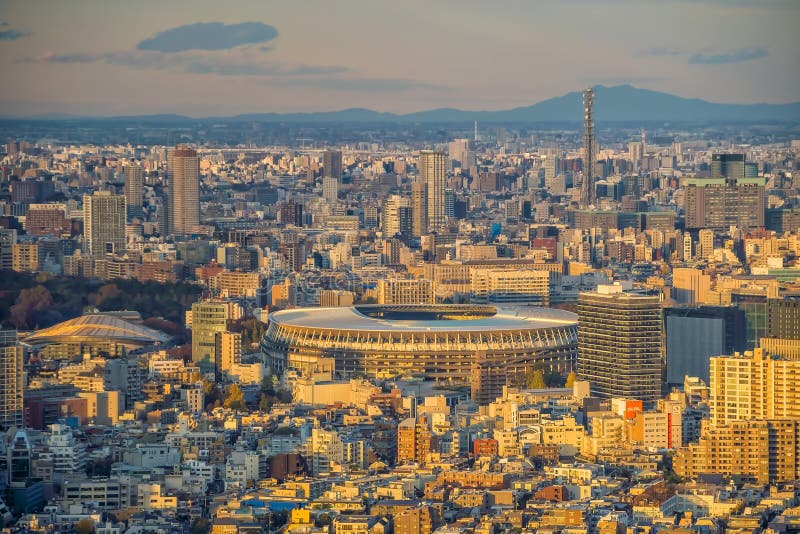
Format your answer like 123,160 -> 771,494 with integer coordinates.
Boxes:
1,0 -> 799,117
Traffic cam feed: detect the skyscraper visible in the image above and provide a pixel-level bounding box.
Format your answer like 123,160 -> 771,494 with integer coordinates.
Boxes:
323,149 -> 343,182
411,181 -> 428,238
167,145 -> 200,235
581,88 -> 595,207
83,191 -> 126,256
684,177 -> 765,229
710,153 -> 745,181
664,305 -> 746,385
214,331 -> 242,383
419,150 -> 446,231
123,164 -> 144,219
191,301 -> 230,369
578,284 -> 662,405
0,330 -> 24,430
322,175 -> 338,204
383,194 -> 411,237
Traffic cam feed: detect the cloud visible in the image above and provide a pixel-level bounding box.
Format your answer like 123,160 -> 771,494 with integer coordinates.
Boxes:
689,47 -> 768,64
137,22 -> 278,52
583,76 -> 664,85
0,29 -> 30,41
24,50 -> 345,77
267,77 -> 448,93
642,47 -> 682,57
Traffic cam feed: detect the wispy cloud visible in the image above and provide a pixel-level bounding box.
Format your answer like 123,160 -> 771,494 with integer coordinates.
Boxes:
266,77 -> 448,93
23,50 -> 346,77
689,47 -> 768,64
137,22 -> 278,52
642,47 -> 682,57
583,76 -> 664,85
0,29 -> 30,41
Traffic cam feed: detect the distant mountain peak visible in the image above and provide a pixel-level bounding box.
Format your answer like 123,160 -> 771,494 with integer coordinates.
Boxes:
8,85 -> 799,122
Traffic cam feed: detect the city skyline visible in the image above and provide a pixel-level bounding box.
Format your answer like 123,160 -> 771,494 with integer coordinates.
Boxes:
0,0 -> 798,117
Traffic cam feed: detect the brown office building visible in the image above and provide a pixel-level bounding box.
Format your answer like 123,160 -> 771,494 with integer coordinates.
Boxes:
684,178 -> 765,229
167,146 -> 200,235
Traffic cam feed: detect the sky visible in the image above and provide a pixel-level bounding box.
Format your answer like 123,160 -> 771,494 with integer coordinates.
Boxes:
0,0 -> 798,117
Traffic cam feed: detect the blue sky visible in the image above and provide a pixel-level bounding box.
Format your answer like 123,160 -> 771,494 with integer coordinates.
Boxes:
0,0 -> 798,116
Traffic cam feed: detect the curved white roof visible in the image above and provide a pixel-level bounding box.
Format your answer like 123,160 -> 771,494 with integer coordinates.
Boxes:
25,314 -> 172,346
269,305 -> 577,333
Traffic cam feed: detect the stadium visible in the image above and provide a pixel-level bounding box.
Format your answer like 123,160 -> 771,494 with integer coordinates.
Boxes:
261,304 -> 577,399
24,313 -> 172,360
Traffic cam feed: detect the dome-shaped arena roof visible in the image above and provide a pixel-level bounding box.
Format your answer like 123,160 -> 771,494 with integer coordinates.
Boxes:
24,314 -> 171,348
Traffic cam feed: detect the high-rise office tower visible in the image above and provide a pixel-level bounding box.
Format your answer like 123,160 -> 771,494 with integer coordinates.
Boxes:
766,298 -> 800,341
684,177 -> 765,229
26,203 -> 66,237
214,331 -> 242,383
83,191 -> 126,256
191,301 -> 230,369
0,330 -> 24,430
377,278 -> 435,305
0,229 -> 16,270
628,142 -> 643,164
279,199 -> 304,227
710,153 -> 745,181
383,194 -> 411,237
544,156 -> 561,182
419,150 -> 446,231
123,164 -> 144,219
761,297 -> 800,358
411,181 -> 428,238
445,189 -> 455,220
664,305 -> 746,385
448,139 -> 473,169
167,145 -> 200,235
698,229 -> 714,259
322,175 -> 338,204
323,149 -> 343,182
578,284 -> 662,405
581,88 -> 595,207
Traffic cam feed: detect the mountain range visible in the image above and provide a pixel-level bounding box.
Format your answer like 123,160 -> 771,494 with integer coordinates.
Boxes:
18,85 -> 800,123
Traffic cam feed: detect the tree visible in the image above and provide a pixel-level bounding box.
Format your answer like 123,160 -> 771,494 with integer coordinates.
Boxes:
224,383 -> 245,411
565,371 -> 576,388
189,518 -> 211,534
74,518 -> 95,534
9,285 -> 54,329
525,369 -> 546,389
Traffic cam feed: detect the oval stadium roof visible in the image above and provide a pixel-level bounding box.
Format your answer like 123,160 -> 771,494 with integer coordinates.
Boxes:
24,314 -> 172,347
269,304 -> 577,333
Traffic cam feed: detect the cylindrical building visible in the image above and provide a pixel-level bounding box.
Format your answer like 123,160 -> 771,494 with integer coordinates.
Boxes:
261,304 -> 578,403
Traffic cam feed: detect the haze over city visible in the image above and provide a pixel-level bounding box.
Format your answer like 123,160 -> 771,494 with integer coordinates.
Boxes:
0,2 -> 799,534
1,0 -> 799,116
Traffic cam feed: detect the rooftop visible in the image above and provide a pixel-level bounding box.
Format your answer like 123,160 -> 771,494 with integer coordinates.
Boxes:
268,304 -> 577,332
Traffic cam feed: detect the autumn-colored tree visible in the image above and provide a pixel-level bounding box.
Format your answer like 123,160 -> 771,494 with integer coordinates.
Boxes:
9,285 -> 54,329
224,383 -> 245,411
525,369 -> 546,389
565,371 -> 576,388
74,518 -> 95,534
